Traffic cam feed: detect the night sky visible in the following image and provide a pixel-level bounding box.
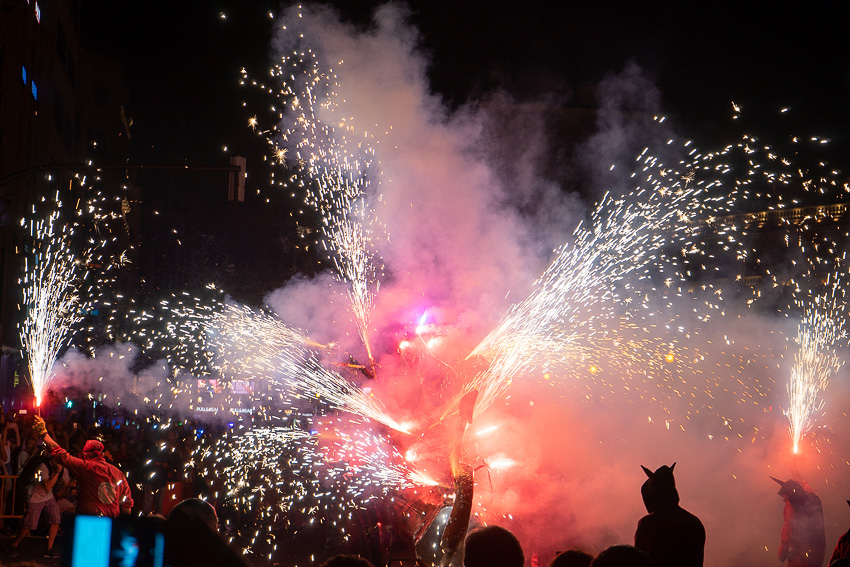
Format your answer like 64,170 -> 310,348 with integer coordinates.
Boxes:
77,0 -> 850,300
81,1 -> 850,146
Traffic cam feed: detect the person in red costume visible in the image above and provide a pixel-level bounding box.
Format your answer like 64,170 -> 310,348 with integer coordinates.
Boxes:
33,415 -> 133,517
830,501 -> 850,566
772,476 -> 825,567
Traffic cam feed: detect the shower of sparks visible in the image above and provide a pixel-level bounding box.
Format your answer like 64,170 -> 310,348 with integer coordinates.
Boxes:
143,295 -> 407,433
19,208 -> 86,407
194,422 -> 440,560
203,303 -> 405,432
785,271 -> 848,454
460,131 -> 733,419
241,39 -> 384,370
456,124 -> 850,427
53,12 -> 850,562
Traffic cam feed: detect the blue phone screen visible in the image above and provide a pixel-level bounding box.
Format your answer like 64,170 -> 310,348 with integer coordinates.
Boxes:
72,515 -> 111,567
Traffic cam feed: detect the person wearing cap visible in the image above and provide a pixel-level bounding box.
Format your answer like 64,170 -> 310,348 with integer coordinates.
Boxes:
33,415 -> 133,517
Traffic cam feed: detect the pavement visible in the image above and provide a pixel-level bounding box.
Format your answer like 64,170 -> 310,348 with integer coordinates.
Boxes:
0,531 -> 63,567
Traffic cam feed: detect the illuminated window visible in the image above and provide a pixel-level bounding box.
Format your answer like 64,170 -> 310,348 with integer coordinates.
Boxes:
32,80 -> 37,100
34,2 -> 41,23
22,65 -> 27,84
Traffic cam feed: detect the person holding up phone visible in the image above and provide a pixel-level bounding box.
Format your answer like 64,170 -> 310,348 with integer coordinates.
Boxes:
33,416 -> 134,517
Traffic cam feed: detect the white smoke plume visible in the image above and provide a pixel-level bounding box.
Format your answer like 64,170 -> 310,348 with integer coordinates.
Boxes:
50,3 -> 850,566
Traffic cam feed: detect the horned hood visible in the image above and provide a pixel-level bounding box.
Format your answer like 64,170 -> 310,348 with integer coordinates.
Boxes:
641,463 -> 680,512
771,476 -> 817,506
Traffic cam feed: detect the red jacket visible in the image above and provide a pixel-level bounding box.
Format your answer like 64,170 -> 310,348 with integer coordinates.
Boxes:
51,447 -> 134,517
776,481 -> 825,567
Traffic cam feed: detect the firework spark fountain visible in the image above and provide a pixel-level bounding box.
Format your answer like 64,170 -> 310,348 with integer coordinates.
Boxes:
242,39 -> 384,372
152,296 -> 408,432
19,207 -> 87,408
785,271 -> 848,454
460,134 -> 737,419
195,422 -> 438,561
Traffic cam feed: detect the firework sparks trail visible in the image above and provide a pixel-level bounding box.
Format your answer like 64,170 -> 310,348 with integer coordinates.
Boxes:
457,120 -> 848,423
206,303 -> 405,431
19,209 -> 87,407
196,423 -> 436,559
786,273 -> 848,454
462,147 -> 714,418
161,299 -> 407,433
242,39 -> 383,370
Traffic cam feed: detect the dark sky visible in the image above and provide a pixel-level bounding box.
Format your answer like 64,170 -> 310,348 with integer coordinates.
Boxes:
76,1 -> 850,300
80,0 -> 850,154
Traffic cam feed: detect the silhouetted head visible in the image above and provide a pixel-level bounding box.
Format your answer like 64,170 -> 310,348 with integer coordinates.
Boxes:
320,555 -> 375,567
770,477 -> 812,506
464,525 -> 524,567
590,545 -> 655,567
169,498 -> 218,532
640,463 -> 679,511
164,498 -> 247,567
549,549 -> 593,567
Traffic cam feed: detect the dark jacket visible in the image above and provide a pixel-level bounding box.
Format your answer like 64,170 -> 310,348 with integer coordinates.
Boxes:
634,463 -> 705,567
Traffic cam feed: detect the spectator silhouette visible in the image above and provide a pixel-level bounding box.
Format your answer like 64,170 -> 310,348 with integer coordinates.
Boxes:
772,477 -> 825,567
463,525 -> 524,567
634,463 -> 705,567
550,549 -> 594,567
590,545 -> 654,567
320,555 -> 376,567
165,498 -> 249,567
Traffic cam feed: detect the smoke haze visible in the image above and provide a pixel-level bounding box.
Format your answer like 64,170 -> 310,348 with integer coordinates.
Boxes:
51,3 -> 850,566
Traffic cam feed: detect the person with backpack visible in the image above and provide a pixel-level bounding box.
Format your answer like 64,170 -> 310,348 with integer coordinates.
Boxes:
7,449 -> 63,558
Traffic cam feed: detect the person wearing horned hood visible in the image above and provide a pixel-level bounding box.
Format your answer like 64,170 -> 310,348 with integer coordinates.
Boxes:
772,476 -> 825,567
33,415 -> 133,517
634,462 -> 705,567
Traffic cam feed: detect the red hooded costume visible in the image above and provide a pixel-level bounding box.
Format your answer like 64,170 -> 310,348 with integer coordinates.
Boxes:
52,439 -> 134,518
772,477 -> 825,567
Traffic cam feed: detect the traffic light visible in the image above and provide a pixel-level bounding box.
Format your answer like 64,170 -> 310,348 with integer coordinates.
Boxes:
228,156 -> 246,201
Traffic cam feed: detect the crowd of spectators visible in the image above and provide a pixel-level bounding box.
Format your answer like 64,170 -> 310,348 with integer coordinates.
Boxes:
0,408 -> 848,567
0,408 -> 231,563
0,409 -> 202,523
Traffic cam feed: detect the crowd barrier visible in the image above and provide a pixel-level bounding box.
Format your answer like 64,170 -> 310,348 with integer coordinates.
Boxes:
0,474 -> 24,519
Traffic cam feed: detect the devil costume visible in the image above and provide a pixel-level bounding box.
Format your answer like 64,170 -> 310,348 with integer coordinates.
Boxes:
634,463 -> 705,567
772,477 -> 825,567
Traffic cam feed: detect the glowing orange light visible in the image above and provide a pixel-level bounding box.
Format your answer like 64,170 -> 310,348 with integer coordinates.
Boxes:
589,365 -> 598,374
665,353 -> 675,363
